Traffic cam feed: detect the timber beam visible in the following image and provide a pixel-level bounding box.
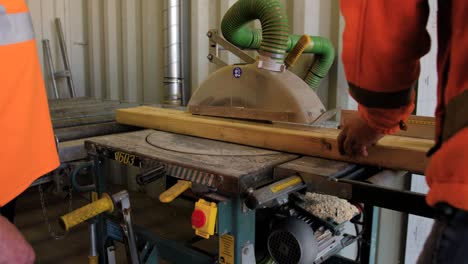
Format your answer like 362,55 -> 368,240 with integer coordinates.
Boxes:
116,106 -> 433,174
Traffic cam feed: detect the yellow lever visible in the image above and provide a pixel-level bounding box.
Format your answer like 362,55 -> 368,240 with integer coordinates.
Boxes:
285,34 -> 312,68
89,256 -> 99,264
159,180 -> 192,203
59,193 -> 114,231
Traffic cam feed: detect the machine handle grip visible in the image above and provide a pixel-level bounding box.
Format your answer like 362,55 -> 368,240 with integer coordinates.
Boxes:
285,34 -> 311,68
159,180 -> 192,203
136,165 -> 166,186
89,256 -> 99,264
59,193 -> 114,231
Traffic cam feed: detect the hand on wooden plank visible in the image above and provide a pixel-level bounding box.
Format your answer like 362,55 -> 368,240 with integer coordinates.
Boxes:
338,114 -> 384,157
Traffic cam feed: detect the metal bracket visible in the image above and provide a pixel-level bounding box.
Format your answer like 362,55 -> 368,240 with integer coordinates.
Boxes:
106,246 -> 117,264
241,242 -> 256,264
207,29 -> 256,66
112,191 -> 141,264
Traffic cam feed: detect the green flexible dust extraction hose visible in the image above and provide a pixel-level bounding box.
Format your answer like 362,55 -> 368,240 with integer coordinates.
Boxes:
290,35 -> 336,91
221,0 -> 290,63
221,0 -> 335,91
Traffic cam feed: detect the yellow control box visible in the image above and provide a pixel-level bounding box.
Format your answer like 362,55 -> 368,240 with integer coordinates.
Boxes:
192,199 -> 217,239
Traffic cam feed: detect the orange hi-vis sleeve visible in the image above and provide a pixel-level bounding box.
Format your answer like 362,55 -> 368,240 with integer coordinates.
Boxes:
0,0 -> 59,206
340,0 -> 431,134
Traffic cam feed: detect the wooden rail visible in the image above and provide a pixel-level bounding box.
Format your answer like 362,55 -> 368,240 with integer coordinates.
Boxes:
117,106 -> 433,174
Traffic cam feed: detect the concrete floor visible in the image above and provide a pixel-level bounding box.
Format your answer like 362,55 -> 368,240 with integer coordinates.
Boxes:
15,184 -> 204,264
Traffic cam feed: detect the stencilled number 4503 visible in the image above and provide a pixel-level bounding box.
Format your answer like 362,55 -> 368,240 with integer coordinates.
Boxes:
114,151 -> 136,166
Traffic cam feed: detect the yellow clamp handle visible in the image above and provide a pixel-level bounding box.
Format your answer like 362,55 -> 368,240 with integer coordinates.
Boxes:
285,34 -> 312,68
159,180 -> 192,203
59,193 -> 114,231
89,256 -> 99,264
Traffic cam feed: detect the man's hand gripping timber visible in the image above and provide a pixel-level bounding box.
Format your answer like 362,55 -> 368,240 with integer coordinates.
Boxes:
338,114 -> 384,157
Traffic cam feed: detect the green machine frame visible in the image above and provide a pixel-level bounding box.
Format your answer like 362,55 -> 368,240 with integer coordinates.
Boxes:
90,153 -> 256,264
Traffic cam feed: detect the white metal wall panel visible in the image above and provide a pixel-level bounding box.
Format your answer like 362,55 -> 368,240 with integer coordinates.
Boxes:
26,0 -> 342,107
86,0 -> 104,98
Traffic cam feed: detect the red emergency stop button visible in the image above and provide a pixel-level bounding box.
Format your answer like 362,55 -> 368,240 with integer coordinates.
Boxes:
191,209 -> 207,228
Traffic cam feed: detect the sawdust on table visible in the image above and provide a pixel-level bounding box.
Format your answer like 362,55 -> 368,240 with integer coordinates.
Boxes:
304,192 -> 359,224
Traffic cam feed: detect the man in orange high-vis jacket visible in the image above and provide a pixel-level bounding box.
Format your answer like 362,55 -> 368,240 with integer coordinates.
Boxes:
1,1 -> 60,263
338,1 -> 468,263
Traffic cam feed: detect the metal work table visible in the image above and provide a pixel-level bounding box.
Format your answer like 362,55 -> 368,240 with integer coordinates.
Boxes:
80,129 -> 434,264
85,129 -> 298,194
84,129 -> 298,263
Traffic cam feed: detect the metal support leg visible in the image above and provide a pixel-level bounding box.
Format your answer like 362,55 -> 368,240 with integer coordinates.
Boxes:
89,222 -> 99,263
92,155 -> 110,264
359,205 -> 374,264
218,197 -> 256,264
112,190 -> 141,264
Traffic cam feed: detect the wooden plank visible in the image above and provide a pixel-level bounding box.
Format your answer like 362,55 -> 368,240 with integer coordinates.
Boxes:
50,102 -> 137,118
49,100 -> 121,112
54,122 -> 139,141
341,110 -> 435,140
53,113 -> 116,129
58,139 -> 87,162
116,106 -> 433,174
49,97 -> 101,107
274,156 -> 352,179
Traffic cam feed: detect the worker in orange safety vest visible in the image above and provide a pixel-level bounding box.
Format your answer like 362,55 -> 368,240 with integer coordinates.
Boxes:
1,1 -> 59,263
338,1 -> 468,263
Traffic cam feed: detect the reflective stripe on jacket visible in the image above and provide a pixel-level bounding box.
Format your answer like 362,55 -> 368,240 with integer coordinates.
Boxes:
0,0 -> 59,206
341,0 -> 468,210
0,4 -> 34,45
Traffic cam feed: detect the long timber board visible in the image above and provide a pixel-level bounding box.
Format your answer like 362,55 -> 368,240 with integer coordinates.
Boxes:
116,106 -> 433,174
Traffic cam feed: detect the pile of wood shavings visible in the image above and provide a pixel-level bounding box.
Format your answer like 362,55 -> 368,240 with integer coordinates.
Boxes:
304,192 -> 359,224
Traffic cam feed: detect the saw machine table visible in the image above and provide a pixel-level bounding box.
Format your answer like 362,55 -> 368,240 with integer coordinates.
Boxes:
80,129 -> 435,264
85,129 -> 297,263
86,130 -> 298,194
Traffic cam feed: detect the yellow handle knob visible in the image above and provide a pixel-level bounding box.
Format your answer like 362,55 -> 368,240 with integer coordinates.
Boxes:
89,255 -> 99,264
59,193 -> 114,231
285,35 -> 312,68
159,180 -> 192,203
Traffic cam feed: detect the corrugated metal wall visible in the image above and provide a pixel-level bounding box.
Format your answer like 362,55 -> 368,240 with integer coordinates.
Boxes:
26,0 -> 88,99
26,0 -> 342,108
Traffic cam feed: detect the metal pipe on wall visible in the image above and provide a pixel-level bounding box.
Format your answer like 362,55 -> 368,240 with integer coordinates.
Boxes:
181,0 -> 191,106
163,0 -> 183,106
